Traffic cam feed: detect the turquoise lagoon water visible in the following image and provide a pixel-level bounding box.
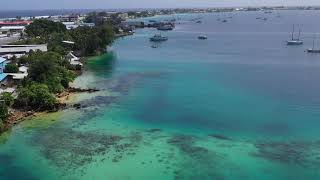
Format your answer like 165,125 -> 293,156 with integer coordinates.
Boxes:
2,10 -> 320,179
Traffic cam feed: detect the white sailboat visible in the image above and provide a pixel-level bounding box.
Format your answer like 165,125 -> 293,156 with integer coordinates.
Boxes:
307,35 -> 320,53
287,25 -> 303,45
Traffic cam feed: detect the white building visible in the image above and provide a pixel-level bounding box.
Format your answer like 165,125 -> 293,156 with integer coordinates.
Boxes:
0,26 -> 25,34
0,44 -> 47,57
67,52 -> 83,67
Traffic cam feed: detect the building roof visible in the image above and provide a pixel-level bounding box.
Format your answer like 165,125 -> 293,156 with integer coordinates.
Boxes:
0,73 -> 7,82
62,41 -> 75,44
0,21 -> 32,26
7,73 -> 28,80
0,57 -> 6,64
1,44 -> 47,48
19,66 -> 28,73
0,44 -> 48,54
0,26 -> 25,30
0,88 -> 15,94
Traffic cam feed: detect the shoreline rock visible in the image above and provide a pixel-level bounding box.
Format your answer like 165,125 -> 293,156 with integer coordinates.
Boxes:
0,86 -> 100,134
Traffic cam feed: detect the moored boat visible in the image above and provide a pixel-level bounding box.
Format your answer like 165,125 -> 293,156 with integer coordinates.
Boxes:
150,34 -> 168,42
157,25 -> 174,31
287,40 -> 303,45
287,25 -> 303,45
307,49 -> 320,53
307,35 -> 320,53
198,35 -> 207,40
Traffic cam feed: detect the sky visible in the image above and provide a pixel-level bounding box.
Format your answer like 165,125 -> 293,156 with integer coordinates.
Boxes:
1,0 -> 320,10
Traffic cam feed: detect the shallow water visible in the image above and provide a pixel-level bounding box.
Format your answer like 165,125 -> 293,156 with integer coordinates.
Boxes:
1,10 -> 320,179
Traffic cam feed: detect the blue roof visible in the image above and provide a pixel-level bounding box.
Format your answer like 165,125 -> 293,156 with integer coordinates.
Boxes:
0,73 -> 7,82
0,57 -> 6,64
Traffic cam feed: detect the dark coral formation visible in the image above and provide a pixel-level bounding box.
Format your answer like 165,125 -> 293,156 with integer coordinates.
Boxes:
32,128 -> 143,174
252,140 -> 320,168
78,96 -> 118,108
208,134 -> 233,141
145,128 -> 162,133
107,72 -> 165,95
167,134 -> 224,180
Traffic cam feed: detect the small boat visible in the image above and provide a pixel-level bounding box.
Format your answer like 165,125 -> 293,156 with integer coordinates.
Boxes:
196,20 -> 202,24
307,49 -> 320,53
151,45 -> 158,48
157,25 -> 174,31
150,34 -> 168,42
222,19 -> 227,23
198,35 -> 207,40
287,25 -> 303,45
287,40 -> 303,45
307,35 -> 320,53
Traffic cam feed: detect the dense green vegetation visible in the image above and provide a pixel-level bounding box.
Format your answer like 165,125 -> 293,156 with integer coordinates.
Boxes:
26,19 -> 67,40
0,103 -> 8,130
15,83 -> 56,110
21,19 -> 115,56
69,25 -> 114,55
26,51 -> 76,93
1,93 -> 14,107
4,64 -> 19,73
0,93 -> 13,130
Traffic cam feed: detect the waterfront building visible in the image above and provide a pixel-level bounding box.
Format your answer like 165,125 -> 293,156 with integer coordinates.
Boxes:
63,22 -> 95,30
0,57 -> 7,73
0,26 -> 25,34
58,15 -> 79,22
0,20 -> 32,27
0,57 -> 8,85
0,44 -> 48,57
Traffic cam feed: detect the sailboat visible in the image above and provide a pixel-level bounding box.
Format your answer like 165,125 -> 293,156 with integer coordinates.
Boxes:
307,35 -> 320,53
287,25 -> 303,45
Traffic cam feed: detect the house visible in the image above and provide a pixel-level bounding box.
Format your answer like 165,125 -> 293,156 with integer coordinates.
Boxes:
63,22 -> 95,30
58,15 -> 79,22
0,44 -> 48,57
0,26 -> 25,34
120,21 -> 145,29
0,57 -> 8,86
0,21 -> 32,27
6,66 -> 28,84
66,52 -> 82,69
62,22 -> 79,30
18,66 -> 28,74
0,57 -> 8,73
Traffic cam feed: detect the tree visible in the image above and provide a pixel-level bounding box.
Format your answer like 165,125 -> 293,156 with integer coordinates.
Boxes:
68,24 -> 114,56
25,19 -> 67,40
4,64 -> 19,73
27,52 -> 75,93
0,93 -> 14,107
0,102 -> 8,122
15,83 -> 56,110
18,55 -> 29,66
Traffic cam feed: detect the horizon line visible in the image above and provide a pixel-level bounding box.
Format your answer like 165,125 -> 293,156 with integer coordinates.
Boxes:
1,5 -> 320,12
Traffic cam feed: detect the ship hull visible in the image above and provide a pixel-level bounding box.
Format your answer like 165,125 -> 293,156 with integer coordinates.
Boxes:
287,41 -> 303,45
307,49 -> 320,53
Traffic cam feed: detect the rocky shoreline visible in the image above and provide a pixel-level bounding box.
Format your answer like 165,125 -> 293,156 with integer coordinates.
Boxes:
1,87 -> 100,134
